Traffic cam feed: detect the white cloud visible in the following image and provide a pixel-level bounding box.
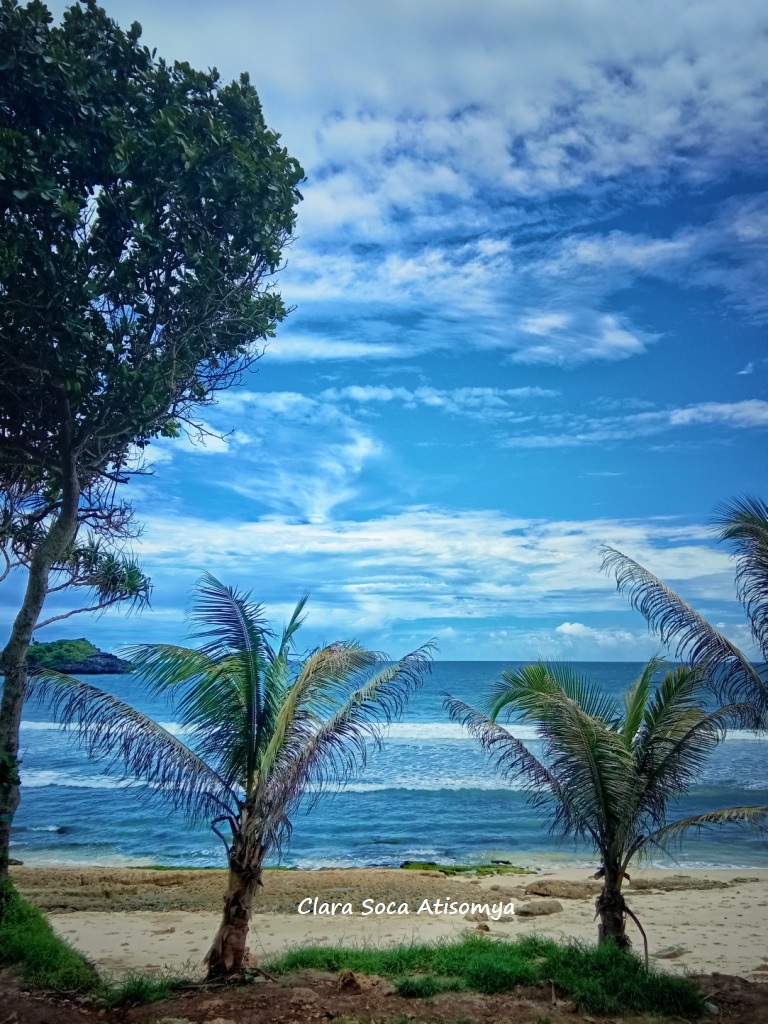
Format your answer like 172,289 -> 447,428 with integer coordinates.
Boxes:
509,312 -> 650,366
265,336 -> 406,362
320,384 -> 559,417
505,399 -> 768,447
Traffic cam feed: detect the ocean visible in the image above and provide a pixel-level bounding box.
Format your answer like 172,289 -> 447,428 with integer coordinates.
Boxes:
10,661 -> 768,871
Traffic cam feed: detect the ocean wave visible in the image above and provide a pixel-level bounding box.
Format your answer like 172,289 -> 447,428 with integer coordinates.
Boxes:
21,771 -> 136,790
21,719 -> 767,743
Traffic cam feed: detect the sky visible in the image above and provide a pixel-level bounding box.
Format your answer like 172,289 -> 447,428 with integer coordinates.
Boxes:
14,0 -> 768,661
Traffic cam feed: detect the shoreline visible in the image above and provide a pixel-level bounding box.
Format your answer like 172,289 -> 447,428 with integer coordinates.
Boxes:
11,864 -> 768,980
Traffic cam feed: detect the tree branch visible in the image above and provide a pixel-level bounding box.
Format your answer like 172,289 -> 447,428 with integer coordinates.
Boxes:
33,596 -> 124,630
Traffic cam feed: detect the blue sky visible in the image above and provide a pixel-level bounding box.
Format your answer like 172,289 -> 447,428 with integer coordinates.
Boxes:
18,0 -> 768,660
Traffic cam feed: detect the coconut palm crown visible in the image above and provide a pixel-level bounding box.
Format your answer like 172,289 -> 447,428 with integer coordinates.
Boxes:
445,659 -> 768,955
601,495 -> 768,726
29,574 -> 433,977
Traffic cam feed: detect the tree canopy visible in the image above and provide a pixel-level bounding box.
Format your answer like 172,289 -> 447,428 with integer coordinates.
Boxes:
0,0 -> 304,499
0,0 -> 304,885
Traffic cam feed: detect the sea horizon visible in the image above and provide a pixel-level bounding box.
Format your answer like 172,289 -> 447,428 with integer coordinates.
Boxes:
9,660 -> 768,872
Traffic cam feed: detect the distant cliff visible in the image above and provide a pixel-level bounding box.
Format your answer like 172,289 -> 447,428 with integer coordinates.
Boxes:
25,638 -> 132,674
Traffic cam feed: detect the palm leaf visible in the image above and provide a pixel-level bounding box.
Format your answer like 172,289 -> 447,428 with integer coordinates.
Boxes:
621,656 -> 665,746
257,641 -> 379,784
260,644 -> 434,839
625,698 -> 758,857
444,696 -> 586,841
713,495 -> 768,657
188,573 -> 272,788
485,662 -> 619,725
474,665 -> 634,850
122,643 -> 252,791
600,545 -> 768,720
636,806 -> 768,856
27,669 -> 237,822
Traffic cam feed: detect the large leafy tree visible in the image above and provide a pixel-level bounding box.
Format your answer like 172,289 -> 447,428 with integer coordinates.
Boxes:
0,0 -> 303,881
601,495 -> 768,725
446,660 -> 768,955
30,575 -> 433,977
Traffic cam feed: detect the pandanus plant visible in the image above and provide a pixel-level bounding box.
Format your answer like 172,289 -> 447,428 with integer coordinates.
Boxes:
446,659 -> 768,955
29,574 -> 433,977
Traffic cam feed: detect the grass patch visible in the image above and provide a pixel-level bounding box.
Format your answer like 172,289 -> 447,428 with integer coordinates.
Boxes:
266,934 -> 704,1017
0,881 -> 99,991
400,860 -> 530,876
0,881 -> 190,1007
394,974 -> 462,998
101,970 -> 187,1008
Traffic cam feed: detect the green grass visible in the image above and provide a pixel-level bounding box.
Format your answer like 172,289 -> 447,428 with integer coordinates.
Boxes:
0,880 -> 99,991
0,882 -> 189,1006
101,970 -> 187,1008
394,974 -> 462,998
266,933 -> 704,1017
400,860 -> 530,876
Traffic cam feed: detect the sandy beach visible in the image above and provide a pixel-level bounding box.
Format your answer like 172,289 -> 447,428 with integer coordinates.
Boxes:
11,863 -> 768,980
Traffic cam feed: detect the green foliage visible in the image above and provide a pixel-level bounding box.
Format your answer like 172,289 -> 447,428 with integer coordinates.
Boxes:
394,973 -> 461,998
0,881 -> 99,991
267,934 -> 704,1016
0,0 -> 304,496
31,576 -> 433,843
101,970 -> 186,1008
27,638 -> 99,667
446,660 -> 768,883
400,860 -> 529,876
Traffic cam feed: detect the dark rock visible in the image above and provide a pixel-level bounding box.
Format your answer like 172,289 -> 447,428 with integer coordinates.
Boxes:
515,898 -> 563,916
32,652 -> 132,674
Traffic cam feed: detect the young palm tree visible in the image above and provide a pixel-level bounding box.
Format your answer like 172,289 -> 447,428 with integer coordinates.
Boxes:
29,574 -> 433,978
601,495 -> 768,725
446,659 -> 768,955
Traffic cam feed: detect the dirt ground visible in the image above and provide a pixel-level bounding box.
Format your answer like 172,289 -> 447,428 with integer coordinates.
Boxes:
3,967 -> 768,1024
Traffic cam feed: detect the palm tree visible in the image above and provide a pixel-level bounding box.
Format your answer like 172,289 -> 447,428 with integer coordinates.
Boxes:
29,574 -> 433,978
601,495 -> 768,725
445,660 -> 768,956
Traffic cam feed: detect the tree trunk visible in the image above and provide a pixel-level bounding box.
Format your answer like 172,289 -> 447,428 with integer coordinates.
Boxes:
595,861 -> 631,950
0,451 -> 79,890
205,840 -> 265,978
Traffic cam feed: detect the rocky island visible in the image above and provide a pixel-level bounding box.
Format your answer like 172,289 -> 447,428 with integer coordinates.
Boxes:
26,638 -> 132,674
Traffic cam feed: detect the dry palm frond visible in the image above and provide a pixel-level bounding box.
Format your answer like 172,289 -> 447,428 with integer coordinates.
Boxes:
600,545 -> 768,719
713,495 -> 768,656
27,669 -> 237,821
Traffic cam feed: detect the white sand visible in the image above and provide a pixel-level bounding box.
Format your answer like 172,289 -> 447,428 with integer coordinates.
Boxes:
48,867 -> 768,979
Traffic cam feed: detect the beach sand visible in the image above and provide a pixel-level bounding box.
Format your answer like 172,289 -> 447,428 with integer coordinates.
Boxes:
11,864 -> 768,980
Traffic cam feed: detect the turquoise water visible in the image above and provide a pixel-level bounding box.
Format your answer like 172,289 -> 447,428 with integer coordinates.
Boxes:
10,661 -> 768,870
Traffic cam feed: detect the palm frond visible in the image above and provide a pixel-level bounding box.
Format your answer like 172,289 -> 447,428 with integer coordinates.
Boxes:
444,696 -> 584,839
276,594 -> 309,659
122,642 -> 251,791
484,662 -> 620,725
27,669 -> 237,822
188,574 -> 274,789
477,664 -> 634,848
260,644 -> 434,836
636,806 -> 768,856
621,656 -> 665,746
257,641 -> 379,783
600,545 -> 768,720
713,495 -> 768,657
630,697 -> 757,844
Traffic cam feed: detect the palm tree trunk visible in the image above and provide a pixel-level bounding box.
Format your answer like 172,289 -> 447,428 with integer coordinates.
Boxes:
205,839 -> 265,978
595,862 -> 631,949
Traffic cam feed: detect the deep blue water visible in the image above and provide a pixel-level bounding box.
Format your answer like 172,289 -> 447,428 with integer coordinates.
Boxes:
10,662 -> 768,870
